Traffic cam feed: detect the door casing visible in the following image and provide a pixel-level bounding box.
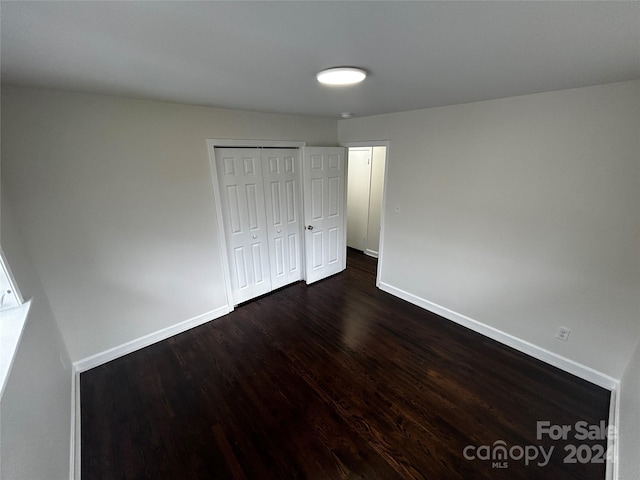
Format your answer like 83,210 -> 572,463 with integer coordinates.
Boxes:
341,140 -> 391,288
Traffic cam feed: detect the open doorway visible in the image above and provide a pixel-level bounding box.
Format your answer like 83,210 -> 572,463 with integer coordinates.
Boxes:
346,145 -> 387,258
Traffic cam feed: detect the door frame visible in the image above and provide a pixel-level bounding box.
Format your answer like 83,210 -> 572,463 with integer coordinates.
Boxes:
207,139 -> 306,311
341,141 -> 391,288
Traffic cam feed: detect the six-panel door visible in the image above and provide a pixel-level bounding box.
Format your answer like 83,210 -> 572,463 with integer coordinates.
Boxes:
302,147 -> 347,284
216,146 -> 345,304
261,149 -> 303,290
216,148 -> 272,304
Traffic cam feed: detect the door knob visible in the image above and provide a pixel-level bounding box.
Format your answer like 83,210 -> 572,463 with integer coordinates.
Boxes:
252,235 -> 257,239
306,225 -> 314,230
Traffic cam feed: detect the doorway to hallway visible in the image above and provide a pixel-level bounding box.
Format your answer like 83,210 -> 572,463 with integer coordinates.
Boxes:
346,145 -> 387,258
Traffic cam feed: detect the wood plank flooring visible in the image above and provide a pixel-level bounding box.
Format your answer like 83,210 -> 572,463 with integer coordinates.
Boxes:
81,249 -> 610,479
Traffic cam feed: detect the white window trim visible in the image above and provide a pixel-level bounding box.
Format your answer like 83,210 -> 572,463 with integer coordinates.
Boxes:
0,247 -> 30,399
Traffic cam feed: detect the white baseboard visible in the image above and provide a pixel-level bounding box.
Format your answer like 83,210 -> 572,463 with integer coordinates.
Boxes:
378,281 -> 618,390
364,249 -> 379,258
73,306 -> 230,373
378,281 -> 621,476
69,306 -> 230,480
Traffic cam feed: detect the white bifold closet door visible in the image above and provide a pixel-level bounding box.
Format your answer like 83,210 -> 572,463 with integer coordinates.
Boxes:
216,148 -> 303,304
261,149 -> 303,290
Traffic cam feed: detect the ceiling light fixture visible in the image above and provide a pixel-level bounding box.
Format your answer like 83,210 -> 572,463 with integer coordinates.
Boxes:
317,67 -> 367,86
341,112 -> 354,119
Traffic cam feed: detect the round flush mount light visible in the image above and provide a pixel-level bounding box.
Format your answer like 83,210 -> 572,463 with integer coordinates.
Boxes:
317,67 -> 367,86
341,112 -> 354,119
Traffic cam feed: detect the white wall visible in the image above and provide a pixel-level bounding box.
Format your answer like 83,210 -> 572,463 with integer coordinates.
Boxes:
339,80 -> 640,381
1,85 -> 337,363
0,196 -> 73,480
618,340 -> 640,480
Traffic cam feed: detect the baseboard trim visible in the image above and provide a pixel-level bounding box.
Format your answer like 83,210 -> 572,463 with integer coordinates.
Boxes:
70,306 -> 230,479
73,306 -> 230,373
378,281 -> 618,390
364,249 -> 379,258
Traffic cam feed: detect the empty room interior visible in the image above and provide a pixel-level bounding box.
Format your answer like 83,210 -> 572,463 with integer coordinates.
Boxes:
1,2 -> 639,479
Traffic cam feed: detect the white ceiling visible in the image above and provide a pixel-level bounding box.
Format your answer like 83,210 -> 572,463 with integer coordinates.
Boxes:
2,1 -> 639,118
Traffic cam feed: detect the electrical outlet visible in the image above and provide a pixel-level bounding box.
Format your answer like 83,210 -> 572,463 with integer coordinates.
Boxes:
556,326 -> 571,342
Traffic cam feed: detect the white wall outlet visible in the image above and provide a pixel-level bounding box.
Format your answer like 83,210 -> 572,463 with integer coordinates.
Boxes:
556,326 -> 571,342
394,205 -> 401,214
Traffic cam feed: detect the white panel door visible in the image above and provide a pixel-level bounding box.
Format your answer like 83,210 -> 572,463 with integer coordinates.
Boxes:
216,148 -> 272,304
302,147 -> 347,284
261,149 -> 303,290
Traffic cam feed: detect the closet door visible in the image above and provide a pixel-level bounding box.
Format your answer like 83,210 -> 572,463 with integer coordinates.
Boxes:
216,148 -> 272,304
261,149 -> 303,290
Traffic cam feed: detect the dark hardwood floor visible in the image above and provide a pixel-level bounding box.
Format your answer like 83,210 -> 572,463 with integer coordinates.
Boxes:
81,249 -> 610,479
